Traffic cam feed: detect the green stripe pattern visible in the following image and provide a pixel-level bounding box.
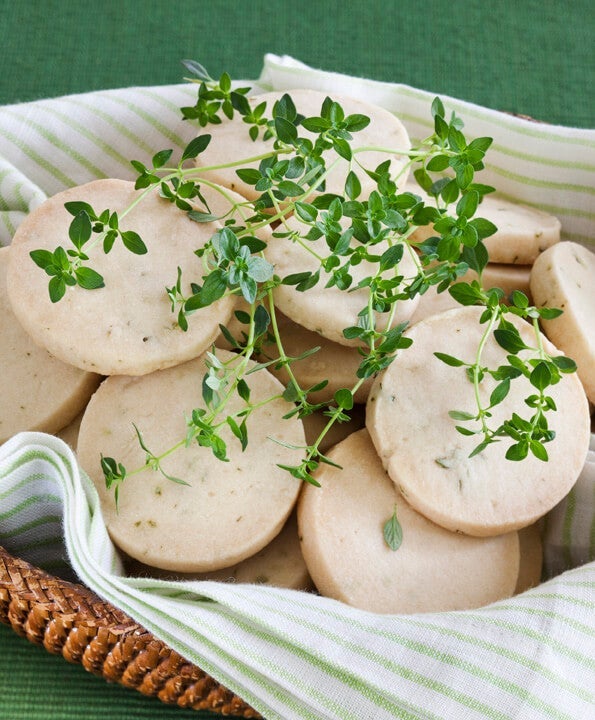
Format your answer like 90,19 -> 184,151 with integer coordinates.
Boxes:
0,83 -> 196,245
543,451 -> 595,577
1,432 -> 594,720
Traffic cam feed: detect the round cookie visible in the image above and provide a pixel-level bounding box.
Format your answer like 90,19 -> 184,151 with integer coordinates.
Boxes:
77,349 -> 305,572
302,404 -> 366,454
530,242 -> 595,403
367,306 -> 590,536
409,265 -> 532,327
409,283 -> 461,325
195,89 -> 411,202
6,179 -> 234,376
55,410 -> 84,451
515,523 -> 543,594
479,197 -> 560,264
298,429 -> 520,614
217,307 -> 374,402
260,312 -> 374,404
0,246 -> 99,444
407,184 -> 560,265
197,182 -> 253,226
465,263 -> 533,302
127,510 -> 312,590
266,214 -> 420,346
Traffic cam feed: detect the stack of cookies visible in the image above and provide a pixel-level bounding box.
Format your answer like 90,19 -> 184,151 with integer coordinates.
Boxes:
2,89 -> 591,613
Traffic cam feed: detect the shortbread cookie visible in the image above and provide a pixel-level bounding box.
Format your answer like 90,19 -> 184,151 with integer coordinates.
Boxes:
196,89 -> 411,202
302,404 -> 366,453
298,429 -> 520,613
410,264 -> 532,327
367,306 -> 590,536
266,215 -> 420,346
515,523 -> 543,594
197,183 -> 252,225
262,312 -> 374,403
215,297 -> 256,351
465,263 -> 532,302
127,510 -> 312,590
0,246 -> 99,444
409,284 -> 461,325
6,179 -> 233,376
218,308 -> 374,402
56,410 -> 84,451
480,198 -> 560,264
407,184 -> 560,264
77,349 -> 305,572
530,242 -> 595,402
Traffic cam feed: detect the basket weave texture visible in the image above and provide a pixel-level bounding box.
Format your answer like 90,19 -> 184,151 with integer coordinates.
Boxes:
0,545 -> 260,717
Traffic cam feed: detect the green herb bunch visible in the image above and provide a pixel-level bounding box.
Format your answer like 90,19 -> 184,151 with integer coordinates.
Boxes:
30,64 -> 576,540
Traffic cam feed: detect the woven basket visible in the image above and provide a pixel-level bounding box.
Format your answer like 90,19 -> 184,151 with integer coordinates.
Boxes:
0,544 -> 260,717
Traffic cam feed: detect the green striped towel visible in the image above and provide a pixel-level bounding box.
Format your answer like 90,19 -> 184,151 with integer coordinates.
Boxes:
1,54 -> 594,720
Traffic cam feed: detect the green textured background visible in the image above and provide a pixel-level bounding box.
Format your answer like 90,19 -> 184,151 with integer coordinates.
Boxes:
0,1 -> 592,719
0,0 -> 594,127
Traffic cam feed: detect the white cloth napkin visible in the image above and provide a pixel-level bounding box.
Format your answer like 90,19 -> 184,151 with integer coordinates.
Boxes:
1,54 -> 594,720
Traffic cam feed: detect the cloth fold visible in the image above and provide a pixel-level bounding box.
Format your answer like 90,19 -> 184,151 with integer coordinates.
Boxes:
0,55 -> 594,720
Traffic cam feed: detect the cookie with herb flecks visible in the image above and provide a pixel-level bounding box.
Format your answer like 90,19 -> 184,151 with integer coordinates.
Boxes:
367,306 -> 590,536
0,246 -> 99,443
196,89 -> 411,203
7,179 -> 234,376
77,349 -> 305,572
298,428 -> 520,613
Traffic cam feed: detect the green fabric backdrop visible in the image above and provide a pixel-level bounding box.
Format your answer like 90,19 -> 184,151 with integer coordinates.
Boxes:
0,1 -> 592,718
0,0 -> 593,127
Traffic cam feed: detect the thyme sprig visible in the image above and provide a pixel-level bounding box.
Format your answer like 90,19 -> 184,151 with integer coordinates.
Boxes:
436,285 -> 576,462
29,66 -> 576,502
30,201 -> 148,302
384,505 -> 403,552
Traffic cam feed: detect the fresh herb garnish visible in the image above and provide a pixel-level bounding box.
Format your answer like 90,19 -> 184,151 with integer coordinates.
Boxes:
384,505 -> 403,551
437,287 -> 576,461
30,63 -> 576,510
